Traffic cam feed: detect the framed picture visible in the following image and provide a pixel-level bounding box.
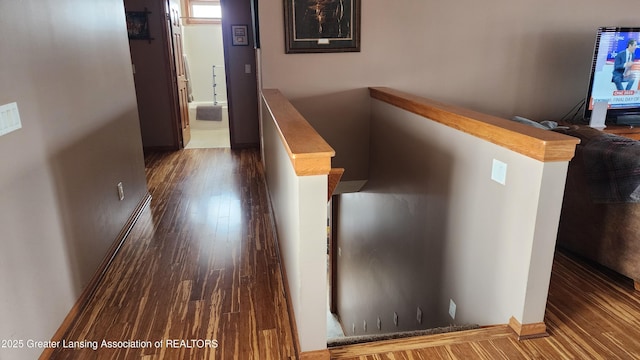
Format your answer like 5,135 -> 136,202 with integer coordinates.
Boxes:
284,0 -> 360,54
126,10 -> 152,41
232,25 -> 249,46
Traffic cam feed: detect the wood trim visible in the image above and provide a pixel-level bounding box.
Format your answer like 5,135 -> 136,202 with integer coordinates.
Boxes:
261,89 -> 335,176
369,87 -> 580,162
508,316 -> 548,340
183,17 -> 222,25
328,168 -> 344,201
299,349 -> 331,360
39,193 -> 152,360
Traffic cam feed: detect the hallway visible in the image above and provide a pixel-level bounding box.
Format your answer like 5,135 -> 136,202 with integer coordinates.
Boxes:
47,148 -> 640,359
51,148 -> 296,359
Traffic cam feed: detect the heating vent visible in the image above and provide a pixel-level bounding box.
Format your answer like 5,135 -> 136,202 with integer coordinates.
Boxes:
0,102 -> 22,136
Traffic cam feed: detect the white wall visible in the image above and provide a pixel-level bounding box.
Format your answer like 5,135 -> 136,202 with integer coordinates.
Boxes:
261,102 -> 328,352
336,99 -> 569,332
183,24 -> 227,104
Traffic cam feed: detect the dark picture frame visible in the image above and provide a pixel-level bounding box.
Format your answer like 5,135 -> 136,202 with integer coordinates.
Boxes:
232,25 -> 250,46
250,0 -> 261,49
284,0 -> 360,54
126,10 -> 152,41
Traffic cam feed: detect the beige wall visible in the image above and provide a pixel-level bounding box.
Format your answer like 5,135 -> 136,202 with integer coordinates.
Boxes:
0,1 -> 148,359
262,102 -> 328,352
336,99 -> 569,335
258,0 -> 640,181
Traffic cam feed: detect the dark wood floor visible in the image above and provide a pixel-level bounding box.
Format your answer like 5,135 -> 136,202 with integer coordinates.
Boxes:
50,148 -> 640,359
51,149 -> 296,360
330,249 -> 640,359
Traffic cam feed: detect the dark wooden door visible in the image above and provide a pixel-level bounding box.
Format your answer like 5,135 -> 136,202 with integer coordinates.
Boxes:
166,0 -> 190,147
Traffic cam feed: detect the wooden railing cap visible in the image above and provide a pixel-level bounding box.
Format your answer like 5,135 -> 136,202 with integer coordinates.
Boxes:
369,87 -> 580,162
262,89 -> 335,176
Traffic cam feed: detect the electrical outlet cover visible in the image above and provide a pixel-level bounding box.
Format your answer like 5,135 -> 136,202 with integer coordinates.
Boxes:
117,182 -> 125,201
0,102 -> 22,136
449,299 -> 457,320
491,159 -> 507,185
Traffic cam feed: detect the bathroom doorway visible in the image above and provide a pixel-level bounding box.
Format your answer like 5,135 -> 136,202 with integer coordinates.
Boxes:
182,0 -> 230,149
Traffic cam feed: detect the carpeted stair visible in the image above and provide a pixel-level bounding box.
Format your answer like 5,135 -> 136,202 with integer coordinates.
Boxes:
327,323 -> 480,347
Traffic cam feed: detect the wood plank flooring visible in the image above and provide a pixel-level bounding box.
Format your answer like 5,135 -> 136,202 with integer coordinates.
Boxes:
330,250 -> 640,359
50,148 -> 640,360
50,149 -> 296,360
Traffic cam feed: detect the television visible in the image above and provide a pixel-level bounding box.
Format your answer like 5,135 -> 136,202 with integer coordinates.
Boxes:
584,27 -> 640,125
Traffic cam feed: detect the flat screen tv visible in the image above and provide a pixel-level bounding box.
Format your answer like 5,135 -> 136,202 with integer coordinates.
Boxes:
584,27 -> 640,125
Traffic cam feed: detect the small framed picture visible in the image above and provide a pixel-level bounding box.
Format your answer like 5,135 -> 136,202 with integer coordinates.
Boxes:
126,11 -> 152,41
232,25 -> 249,46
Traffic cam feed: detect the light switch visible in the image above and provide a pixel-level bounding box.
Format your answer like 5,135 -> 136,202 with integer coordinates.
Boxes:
0,102 -> 22,137
491,159 -> 507,185
245,64 -> 251,74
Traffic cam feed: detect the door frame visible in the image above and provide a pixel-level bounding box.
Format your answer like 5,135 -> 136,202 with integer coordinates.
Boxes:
329,195 -> 339,314
162,0 -> 187,149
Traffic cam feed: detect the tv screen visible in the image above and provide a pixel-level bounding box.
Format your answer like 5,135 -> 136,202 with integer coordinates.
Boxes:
584,27 -> 640,124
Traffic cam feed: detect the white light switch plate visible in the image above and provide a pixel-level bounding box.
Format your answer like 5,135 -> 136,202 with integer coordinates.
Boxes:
449,299 -> 456,319
491,159 -> 507,185
0,102 -> 22,136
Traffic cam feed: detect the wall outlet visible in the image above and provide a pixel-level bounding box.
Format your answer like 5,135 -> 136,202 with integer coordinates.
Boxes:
393,312 -> 398,326
363,320 -> 367,332
416,307 -> 423,324
491,159 -> 507,185
449,299 -> 457,320
117,182 -> 125,201
352,323 -> 356,334
0,102 -> 22,137
377,317 -> 382,330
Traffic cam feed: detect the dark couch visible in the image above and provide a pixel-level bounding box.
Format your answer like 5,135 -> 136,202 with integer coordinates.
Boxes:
555,125 -> 640,290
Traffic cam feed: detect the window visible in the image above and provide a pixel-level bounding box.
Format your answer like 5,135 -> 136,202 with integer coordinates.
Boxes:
184,0 -> 221,24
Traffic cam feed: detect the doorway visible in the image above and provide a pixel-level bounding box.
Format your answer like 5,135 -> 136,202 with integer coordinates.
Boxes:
126,0 -> 260,151
181,1 -> 230,149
